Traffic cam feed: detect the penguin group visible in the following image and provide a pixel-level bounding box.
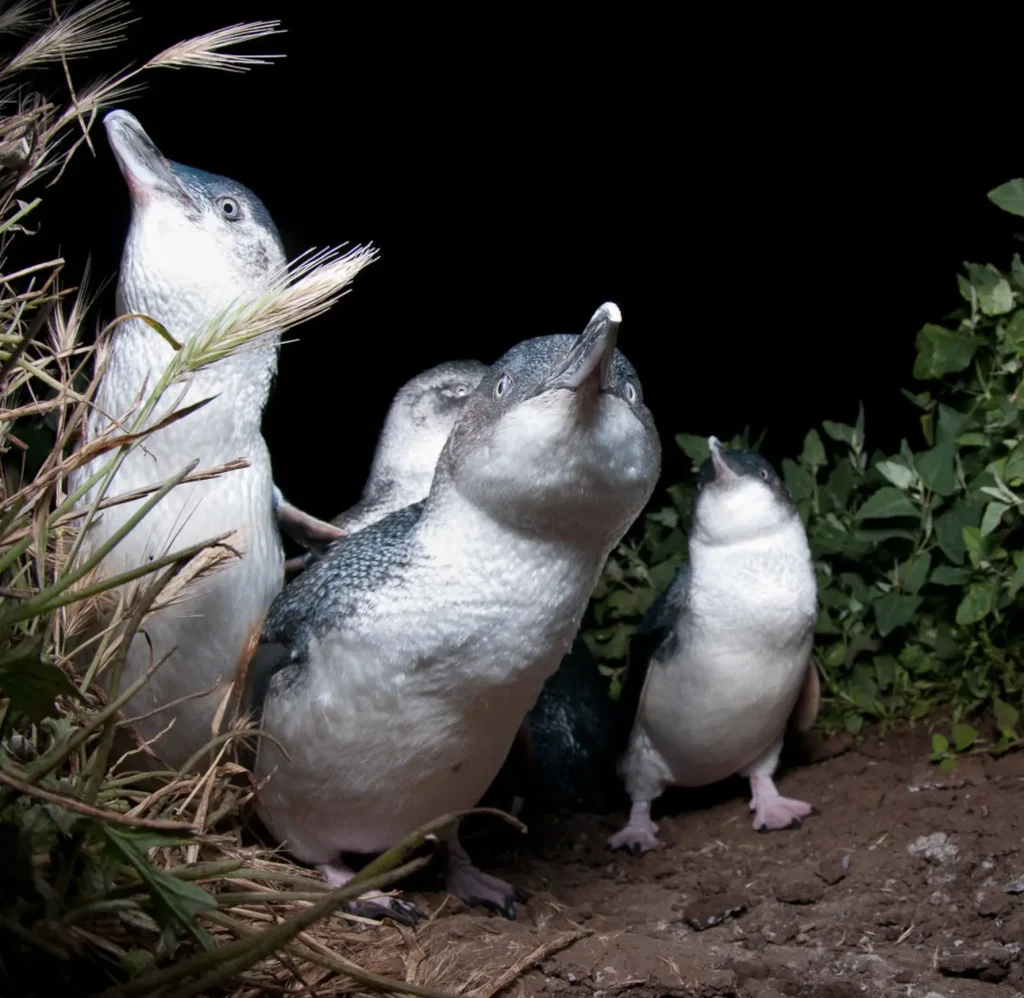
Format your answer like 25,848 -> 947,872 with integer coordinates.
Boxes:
72,109 -> 822,923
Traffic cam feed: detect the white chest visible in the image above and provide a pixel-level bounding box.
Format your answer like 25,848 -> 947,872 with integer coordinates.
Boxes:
641,524 -> 818,786
255,509 -> 604,864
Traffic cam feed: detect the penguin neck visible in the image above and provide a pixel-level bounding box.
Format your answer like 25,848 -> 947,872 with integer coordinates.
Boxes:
97,265 -> 280,458
413,479 -> 610,617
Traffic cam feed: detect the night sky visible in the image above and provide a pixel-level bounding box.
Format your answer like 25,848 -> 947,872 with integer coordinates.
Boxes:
16,6 -> 1024,524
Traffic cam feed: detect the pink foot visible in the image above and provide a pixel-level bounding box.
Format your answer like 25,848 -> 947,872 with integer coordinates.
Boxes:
318,862 -> 424,925
444,838 -> 525,920
607,799 -> 660,856
749,775 -> 815,832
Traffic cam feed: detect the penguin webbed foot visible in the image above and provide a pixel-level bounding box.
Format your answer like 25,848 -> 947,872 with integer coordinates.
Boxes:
749,774 -> 815,832
445,862 -> 525,919
343,895 -> 425,926
606,819 -> 660,856
318,861 -> 425,925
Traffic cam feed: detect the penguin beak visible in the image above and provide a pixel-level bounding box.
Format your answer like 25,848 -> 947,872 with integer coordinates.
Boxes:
545,302 -> 621,395
103,109 -> 195,210
708,436 -> 738,483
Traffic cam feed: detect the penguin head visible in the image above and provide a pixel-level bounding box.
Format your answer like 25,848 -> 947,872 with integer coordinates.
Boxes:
692,437 -> 798,546
104,109 -> 286,325
436,303 -> 661,543
369,360 -> 488,498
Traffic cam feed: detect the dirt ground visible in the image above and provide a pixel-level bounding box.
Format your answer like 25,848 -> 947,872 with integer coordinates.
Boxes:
329,724 -> 1024,997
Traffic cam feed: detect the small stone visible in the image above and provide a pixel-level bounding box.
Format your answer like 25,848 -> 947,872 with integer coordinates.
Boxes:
760,919 -> 797,945
893,969 -> 914,983
978,892 -> 1010,918
1005,878 -> 1024,894
574,902 -> 593,921
815,853 -> 851,885
682,891 -> 747,931
773,872 -> 824,905
938,947 -> 1013,982
697,870 -> 728,895
908,832 -> 959,865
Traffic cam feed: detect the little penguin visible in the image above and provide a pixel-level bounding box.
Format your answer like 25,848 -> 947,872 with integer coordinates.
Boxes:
608,436 -> 821,855
277,359 -> 487,576
243,303 -> 661,922
71,110 -> 290,771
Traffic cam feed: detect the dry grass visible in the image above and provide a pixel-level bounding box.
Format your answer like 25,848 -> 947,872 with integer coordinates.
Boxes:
0,5 -> 524,996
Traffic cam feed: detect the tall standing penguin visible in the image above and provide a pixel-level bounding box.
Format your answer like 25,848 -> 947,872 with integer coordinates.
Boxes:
609,437 -> 820,855
244,304 -> 661,921
72,110 -> 316,771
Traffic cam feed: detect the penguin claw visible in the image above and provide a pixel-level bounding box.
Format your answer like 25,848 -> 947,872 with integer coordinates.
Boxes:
445,864 -> 522,920
466,894 -> 517,920
607,821 -> 660,856
749,788 -> 816,833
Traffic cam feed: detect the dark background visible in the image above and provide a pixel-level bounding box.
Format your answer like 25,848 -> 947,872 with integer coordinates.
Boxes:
14,6 -> 1024,521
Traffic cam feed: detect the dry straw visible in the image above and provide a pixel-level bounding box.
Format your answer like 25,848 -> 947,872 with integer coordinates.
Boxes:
0,4 -> 546,995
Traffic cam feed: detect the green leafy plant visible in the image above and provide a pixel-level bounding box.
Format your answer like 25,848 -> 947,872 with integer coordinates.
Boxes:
582,188 -> 1024,766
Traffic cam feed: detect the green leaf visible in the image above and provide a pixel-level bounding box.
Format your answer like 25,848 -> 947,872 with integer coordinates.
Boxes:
934,499 -> 984,564
801,429 -> 826,470
900,552 -> 932,594
955,581 -> 999,625
675,434 -> 710,466
0,635 -> 79,723
939,756 -> 959,773
936,404 -> 968,444
103,827 -> 213,950
963,262 -> 1015,316
875,459 -> 915,490
931,732 -> 949,756
992,696 -> 1019,737
1009,552 -> 1024,598
962,526 -> 985,568
930,564 -> 972,586
915,439 -> 957,497
855,487 -> 918,520
782,458 -> 815,501
845,713 -> 864,735
913,324 -> 982,380
952,723 -> 978,752
980,501 -> 1010,537
1012,253 -> 1024,290
873,592 -> 923,637
987,177 -> 1024,218
822,420 -> 855,445
1003,439 -> 1024,485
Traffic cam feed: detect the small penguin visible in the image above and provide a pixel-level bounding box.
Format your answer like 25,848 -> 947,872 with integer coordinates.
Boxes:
71,110 -> 290,771
244,303 -> 661,922
277,359 -> 487,575
608,436 -> 820,855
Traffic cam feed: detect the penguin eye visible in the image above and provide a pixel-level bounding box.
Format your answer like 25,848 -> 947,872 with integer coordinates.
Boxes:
760,468 -> 770,481
218,196 -> 241,220
624,381 -> 638,404
494,373 -> 513,399
453,383 -> 471,398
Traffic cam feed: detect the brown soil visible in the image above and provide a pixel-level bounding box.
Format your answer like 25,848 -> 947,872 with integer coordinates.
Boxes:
345,726 -> 1024,997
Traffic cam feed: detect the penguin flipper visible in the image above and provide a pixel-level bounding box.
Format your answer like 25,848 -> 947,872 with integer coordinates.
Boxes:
790,655 -> 821,733
272,485 -> 344,555
616,563 -> 691,742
